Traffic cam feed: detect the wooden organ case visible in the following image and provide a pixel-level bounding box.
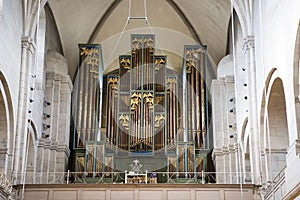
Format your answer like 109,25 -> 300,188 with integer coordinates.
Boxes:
72,35 -> 212,183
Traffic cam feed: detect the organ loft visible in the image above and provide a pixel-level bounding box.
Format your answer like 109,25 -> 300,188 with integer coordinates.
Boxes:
71,34 -> 213,183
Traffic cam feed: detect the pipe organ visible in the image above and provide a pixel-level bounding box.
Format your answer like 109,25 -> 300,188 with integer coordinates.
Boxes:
72,35 -> 212,183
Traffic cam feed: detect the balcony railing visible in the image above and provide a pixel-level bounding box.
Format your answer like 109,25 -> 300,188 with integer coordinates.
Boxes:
0,171 -> 13,196
265,166 -> 286,200
12,171 -> 256,185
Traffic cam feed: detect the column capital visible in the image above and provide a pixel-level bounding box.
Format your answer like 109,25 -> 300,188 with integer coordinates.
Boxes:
21,36 -> 36,54
243,36 -> 255,54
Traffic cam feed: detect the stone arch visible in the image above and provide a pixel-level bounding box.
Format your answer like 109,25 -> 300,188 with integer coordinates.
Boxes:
244,134 -> 251,183
240,118 -> 251,183
23,0 -> 48,37
229,0 -> 249,38
293,21 -> 300,139
0,0 -> 3,13
25,121 -> 37,184
0,71 -> 14,176
259,68 -> 277,148
263,77 -> 289,182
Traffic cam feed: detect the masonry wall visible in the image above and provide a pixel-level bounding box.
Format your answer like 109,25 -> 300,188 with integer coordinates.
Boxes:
0,0 -> 22,128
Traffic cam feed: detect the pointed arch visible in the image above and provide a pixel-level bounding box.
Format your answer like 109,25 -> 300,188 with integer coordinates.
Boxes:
25,121 -> 37,184
0,71 -> 14,176
293,21 -> 300,139
260,74 -> 289,184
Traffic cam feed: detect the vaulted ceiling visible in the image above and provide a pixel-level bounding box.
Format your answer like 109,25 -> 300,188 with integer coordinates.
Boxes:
48,0 -> 231,79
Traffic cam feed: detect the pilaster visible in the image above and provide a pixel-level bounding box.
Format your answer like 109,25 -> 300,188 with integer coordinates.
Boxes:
13,35 -> 36,184
243,35 -> 261,184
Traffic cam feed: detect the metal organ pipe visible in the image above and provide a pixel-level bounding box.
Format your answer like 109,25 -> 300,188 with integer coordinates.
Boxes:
200,52 -> 206,148
191,67 -> 196,144
172,81 -> 177,144
196,64 -> 201,148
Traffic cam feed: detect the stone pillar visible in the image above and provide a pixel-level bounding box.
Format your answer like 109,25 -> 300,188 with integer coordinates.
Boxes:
43,140 -> 50,183
44,71 -> 58,182
43,51 -> 72,183
13,36 -> 35,184
56,75 -> 72,173
49,141 -> 57,183
35,139 -> 44,184
44,72 -> 72,172
213,148 -> 225,183
212,75 -> 237,183
243,36 -> 261,184
223,147 -> 230,183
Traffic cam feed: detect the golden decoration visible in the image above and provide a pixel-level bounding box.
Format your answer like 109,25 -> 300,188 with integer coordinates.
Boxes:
167,77 -> 177,89
143,92 -> 153,109
80,47 -> 99,56
132,37 -> 142,50
185,48 -> 203,60
131,92 -> 142,110
144,37 -> 154,49
186,60 -> 195,73
120,57 -> 131,70
108,77 -> 118,90
119,114 -> 130,130
154,114 -> 165,127
87,58 -> 99,73
155,58 -> 165,70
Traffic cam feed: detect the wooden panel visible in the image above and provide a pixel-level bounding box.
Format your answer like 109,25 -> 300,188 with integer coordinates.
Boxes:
139,190 -> 163,200
224,189 -> 252,200
195,190 -> 219,200
53,190 -> 77,200
21,184 -> 258,200
167,190 -> 190,200
24,190 -> 49,200
111,190 -> 134,200
80,190 -> 106,200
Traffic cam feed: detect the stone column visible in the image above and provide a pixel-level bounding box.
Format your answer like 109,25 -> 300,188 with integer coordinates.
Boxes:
43,140 -> 51,183
13,36 -> 35,184
44,51 -> 73,182
44,71 -> 59,182
243,36 -> 261,184
35,139 -> 45,184
212,76 -> 238,184
213,148 -> 225,183
56,75 -> 72,174
211,79 -> 226,183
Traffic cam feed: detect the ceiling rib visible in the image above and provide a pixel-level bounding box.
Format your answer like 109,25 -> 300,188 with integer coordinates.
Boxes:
88,0 -> 204,48
88,0 -> 122,43
166,0 -> 204,47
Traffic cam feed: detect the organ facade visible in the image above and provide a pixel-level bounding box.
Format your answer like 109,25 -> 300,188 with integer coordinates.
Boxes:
72,34 -> 212,183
